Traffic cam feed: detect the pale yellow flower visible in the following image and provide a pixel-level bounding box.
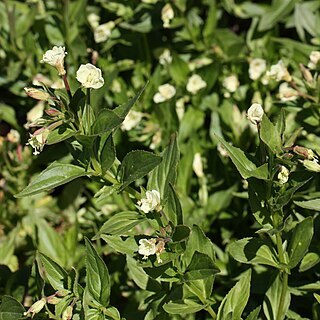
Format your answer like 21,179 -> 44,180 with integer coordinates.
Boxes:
41,46 -> 67,76
153,84 -> 176,103
76,63 -> 104,89
247,103 -> 264,125
249,58 -> 267,80
186,74 -> 207,94
138,190 -> 162,213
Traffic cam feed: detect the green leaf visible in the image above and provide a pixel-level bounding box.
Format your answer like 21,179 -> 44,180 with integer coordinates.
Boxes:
85,238 -> 110,307
299,252 -> 320,272
171,225 -> 191,243
37,253 -> 68,292
246,306 -> 261,320
99,133 -> 116,174
114,83 -> 147,118
294,198 -> 320,210
91,109 -> 123,135
215,135 -> 268,180
288,217 -> 313,269
217,269 -> 251,320
100,235 -> 137,255
15,162 -> 87,198
0,104 -> 19,129
163,299 -> 204,314
168,54 -> 190,85
118,150 -> 162,189
184,251 -> 219,281
164,184 -> 183,225
228,237 -> 279,267
126,255 -> 161,292
0,295 -> 25,320
93,211 -> 146,238
260,115 -> 282,154
148,134 -> 180,201
47,124 -> 77,145
263,272 -> 290,320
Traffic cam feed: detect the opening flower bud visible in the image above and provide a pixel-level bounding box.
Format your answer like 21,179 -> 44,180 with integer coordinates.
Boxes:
247,103 -> 264,125
24,87 -> 51,101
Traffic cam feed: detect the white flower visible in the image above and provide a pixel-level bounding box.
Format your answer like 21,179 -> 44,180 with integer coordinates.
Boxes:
138,238 -> 157,259
159,49 -> 172,65
111,79 -> 121,93
153,84 -> 176,103
94,21 -> 115,43
155,239 -> 165,263
161,3 -> 174,28
41,46 -> 67,76
87,13 -> 100,29
308,51 -> 320,69
303,159 -> 320,172
186,74 -> 207,94
278,166 -> 289,184
249,58 -> 267,80
149,130 -> 162,150
24,298 -> 46,317
138,190 -> 162,213
188,57 -> 213,71
175,96 -> 189,120
266,60 -> 291,82
27,128 -> 50,155
193,153 -> 204,178
247,103 -> 264,125
76,63 -> 104,89
223,75 -> 239,93
278,82 -> 298,102
121,110 -> 144,131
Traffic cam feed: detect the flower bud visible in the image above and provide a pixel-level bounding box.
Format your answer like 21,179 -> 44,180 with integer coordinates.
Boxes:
24,298 -> 46,317
6,129 -> 20,144
247,103 -> 264,125
46,295 -> 62,305
45,107 -> 61,117
302,160 -> 320,172
299,63 -> 313,83
293,146 -> 317,160
24,87 -> 51,101
62,306 -> 73,320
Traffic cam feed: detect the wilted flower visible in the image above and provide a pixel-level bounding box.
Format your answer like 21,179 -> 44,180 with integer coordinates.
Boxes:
223,75 -> 239,93
24,298 -> 46,317
161,3 -> 174,28
138,190 -> 162,213
159,49 -> 172,65
153,84 -> 176,103
155,239 -> 166,263
266,60 -> 292,82
307,51 -> 320,70
193,153 -> 204,178
41,46 -> 67,76
7,129 -> 20,144
76,63 -> 104,89
87,12 -> 100,29
94,21 -> 115,43
278,166 -> 289,184
278,82 -> 298,102
217,143 -> 229,158
138,238 -> 157,259
293,146 -> 318,160
27,128 -> 50,155
186,74 -> 207,94
121,110 -> 144,131
149,130 -> 162,150
24,87 -> 51,101
247,103 -> 264,125
249,58 -> 267,80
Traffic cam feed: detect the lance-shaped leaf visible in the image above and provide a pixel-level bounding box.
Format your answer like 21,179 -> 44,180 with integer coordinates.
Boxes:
118,150 -> 162,189
85,238 -> 110,307
91,109 -> 123,135
37,253 -> 68,292
260,114 -> 282,154
288,217 -> 313,269
15,162 -> 87,198
217,269 -> 251,320
47,124 -> 77,145
215,135 -> 268,180
294,198 -> 320,211
228,237 -> 279,268
148,134 -> 180,201
163,299 -> 205,314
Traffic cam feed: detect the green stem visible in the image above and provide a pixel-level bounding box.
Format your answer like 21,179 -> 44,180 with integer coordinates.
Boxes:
276,232 -> 288,320
186,282 -> 217,320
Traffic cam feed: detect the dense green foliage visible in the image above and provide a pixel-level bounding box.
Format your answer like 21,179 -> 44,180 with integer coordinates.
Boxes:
0,0 -> 320,319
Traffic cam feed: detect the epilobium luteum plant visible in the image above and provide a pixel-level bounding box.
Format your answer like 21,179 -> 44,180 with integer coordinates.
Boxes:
1,1 -> 320,319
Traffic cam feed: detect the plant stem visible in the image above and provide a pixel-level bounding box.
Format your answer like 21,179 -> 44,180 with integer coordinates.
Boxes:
62,74 -> 72,100
276,232 -> 288,320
